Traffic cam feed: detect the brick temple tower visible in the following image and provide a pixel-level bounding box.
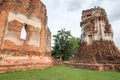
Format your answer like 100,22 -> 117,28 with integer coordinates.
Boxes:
71,7 -> 120,71
80,7 -> 113,45
0,0 -> 53,72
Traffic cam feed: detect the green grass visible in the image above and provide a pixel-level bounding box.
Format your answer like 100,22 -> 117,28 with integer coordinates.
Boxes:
0,65 -> 120,80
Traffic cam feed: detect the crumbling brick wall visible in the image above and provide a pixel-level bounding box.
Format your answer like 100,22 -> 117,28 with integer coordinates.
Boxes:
0,0 -> 53,72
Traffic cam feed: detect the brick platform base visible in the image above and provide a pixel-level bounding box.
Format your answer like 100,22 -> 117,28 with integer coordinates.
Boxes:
0,50 -> 53,73
64,62 -> 120,71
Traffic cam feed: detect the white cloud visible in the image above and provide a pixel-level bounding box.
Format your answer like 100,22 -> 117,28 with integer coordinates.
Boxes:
67,0 -> 83,11
41,0 -> 120,48
112,20 -> 120,48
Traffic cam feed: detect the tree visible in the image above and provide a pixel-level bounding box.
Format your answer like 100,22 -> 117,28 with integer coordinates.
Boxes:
68,37 -> 80,58
52,28 -> 80,61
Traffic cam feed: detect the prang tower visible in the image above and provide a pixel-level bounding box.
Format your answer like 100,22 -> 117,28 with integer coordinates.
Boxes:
81,7 -> 113,45
74,7 -> 120,64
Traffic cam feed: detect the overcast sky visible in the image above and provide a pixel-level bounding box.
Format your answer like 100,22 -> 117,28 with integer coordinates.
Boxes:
41,0 -> 120,48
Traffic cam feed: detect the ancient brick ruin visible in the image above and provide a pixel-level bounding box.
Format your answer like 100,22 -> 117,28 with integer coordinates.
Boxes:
0,0 -> 53,72
67,7 -> 120,71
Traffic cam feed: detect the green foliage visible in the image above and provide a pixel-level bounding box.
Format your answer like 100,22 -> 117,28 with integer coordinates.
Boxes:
68,37 -> 80,57
52,28 -> 73,61
0,66 -> 120,80
52,28 -> 80,61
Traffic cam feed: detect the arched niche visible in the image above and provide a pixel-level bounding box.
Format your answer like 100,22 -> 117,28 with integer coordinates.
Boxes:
20,26 -> 27,40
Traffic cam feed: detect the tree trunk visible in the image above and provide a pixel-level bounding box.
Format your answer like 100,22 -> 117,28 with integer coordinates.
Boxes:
60,56 -> 62,61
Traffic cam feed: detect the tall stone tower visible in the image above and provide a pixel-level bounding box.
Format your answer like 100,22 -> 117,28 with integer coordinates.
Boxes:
80,7 -> 113,45
0,0 -> 53,72
73,7 -> 120,67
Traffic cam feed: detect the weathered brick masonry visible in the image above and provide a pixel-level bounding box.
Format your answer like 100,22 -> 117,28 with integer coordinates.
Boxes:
70,7 -> 120,71
0,0 -> 53,72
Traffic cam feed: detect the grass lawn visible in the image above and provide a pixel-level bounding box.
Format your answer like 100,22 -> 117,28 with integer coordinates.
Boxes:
0,65 -> 120,80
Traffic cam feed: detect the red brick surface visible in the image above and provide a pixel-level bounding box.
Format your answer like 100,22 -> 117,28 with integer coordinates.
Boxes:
72,7 -> 120,71
0,0 -> 53,72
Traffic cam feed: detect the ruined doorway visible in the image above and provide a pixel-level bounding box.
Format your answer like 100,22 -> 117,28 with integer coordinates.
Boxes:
87,35 -> 93,45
